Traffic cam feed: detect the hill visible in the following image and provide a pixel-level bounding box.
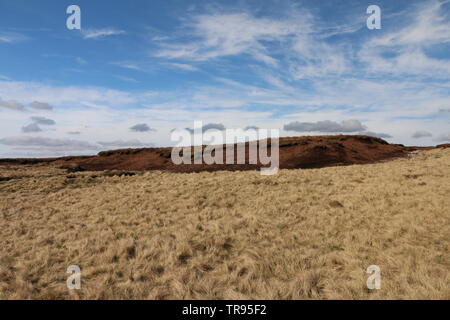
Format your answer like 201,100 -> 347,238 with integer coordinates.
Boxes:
1,135 -> 444,172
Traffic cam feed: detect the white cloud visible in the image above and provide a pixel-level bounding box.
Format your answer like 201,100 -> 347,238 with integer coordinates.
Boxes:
182,123 -> 226,134
111,61 -> 142,71
154,12 -> 308,64
164,63 -> 199,71
283,120 -> 366,133
360,1 -> 450,78
0,32 -> 28,43
360,48 -> 450,78
76,57 -> 87,65
152,9 -> 355,77
97,139 -> 154,148
115,75 -> 139,83
0,81 -> 135,106
152,36 -> 170,41
371,1 -> 450,47
289,34 -> 349,78
82,28 -> 126,39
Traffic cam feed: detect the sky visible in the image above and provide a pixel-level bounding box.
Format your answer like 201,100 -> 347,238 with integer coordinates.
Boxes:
0,0 -> 449,157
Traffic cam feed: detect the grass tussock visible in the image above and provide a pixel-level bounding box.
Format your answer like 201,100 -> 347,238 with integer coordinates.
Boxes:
0,149 -> 449,299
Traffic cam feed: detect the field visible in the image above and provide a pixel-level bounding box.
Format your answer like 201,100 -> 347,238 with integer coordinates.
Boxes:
0,148 -> 449,299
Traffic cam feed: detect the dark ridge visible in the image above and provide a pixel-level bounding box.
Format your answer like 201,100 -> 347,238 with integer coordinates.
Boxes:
0,135 -> 444,173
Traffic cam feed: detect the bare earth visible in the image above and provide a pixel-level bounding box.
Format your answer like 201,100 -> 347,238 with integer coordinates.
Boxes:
0,148 -> 449,299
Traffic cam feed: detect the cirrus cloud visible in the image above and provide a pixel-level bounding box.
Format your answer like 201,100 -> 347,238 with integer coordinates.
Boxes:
82,28 -> 126,39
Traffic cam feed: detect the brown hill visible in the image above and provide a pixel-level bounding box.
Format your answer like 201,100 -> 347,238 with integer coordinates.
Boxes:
0,135 -> 444,173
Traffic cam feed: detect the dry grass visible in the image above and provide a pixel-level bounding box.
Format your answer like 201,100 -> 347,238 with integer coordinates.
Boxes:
0,148 -> 449,300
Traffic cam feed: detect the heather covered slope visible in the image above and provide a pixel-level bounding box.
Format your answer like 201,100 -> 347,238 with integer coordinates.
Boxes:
0,148 -> 449,299
0,135 -> 439,172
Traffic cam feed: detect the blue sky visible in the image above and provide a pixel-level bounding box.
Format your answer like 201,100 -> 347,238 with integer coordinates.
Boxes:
0,0 -> 449,157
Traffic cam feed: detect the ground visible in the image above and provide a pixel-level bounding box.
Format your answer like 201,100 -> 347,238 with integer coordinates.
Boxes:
0,148 -> 449,299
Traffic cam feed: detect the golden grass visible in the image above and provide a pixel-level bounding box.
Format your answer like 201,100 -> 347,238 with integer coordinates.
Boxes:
0,149 -> 449,300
